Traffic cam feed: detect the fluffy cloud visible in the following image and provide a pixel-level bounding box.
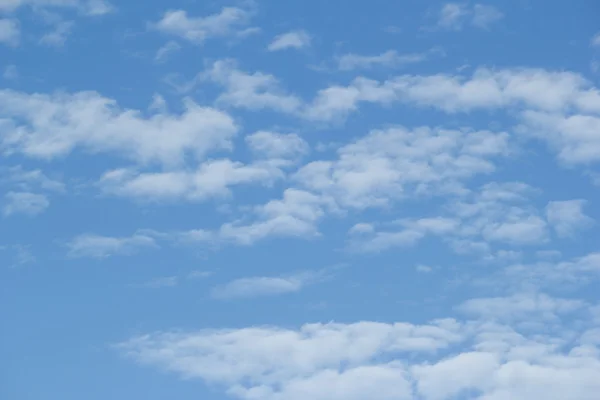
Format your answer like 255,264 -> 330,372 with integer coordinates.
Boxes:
119,294 -> 600,400
436,3 -> 503,30
0,0 -> 113,15
211,268 -> 333,300
67,233 -> 157,258
99,160 -> 283,202
0,90 -> 237,166
347,182 -> 553,253
267,30 -> 311,51
294,127 -> 509,210
546,200 -> 594,237
0,18 -> 19,46
337,48 -> 441,71
154,7 -> 252,44
245,131 -> 309,164
201,59 -> 302,112
3,191 -> 49,216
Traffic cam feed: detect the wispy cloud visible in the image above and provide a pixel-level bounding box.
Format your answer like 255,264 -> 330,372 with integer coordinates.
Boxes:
267,30 -> 311,51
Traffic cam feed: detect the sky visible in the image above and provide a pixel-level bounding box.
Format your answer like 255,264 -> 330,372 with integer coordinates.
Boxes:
2,0 -> 600,399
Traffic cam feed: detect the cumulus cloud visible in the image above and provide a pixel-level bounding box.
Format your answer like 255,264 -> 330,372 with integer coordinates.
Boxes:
0,18 -> 19,46
3,191 -> 49,216
98,160 -> 283,202
0,90 -> 238,166
294,127 -> 509,210
154,40 -> 181,62
591,32 -> 600,47
201,59 -> 302,112
337,48 -> 441,71
211,268 -> 333,300
436,3 -> 503,30
118,295 -> 600,400
0,0 -> 113,15
546,200 -> 594,237
153,7 -> 252,44
267,30 -> 311,51
245,131 -> 309,164
67,233 -> 157,258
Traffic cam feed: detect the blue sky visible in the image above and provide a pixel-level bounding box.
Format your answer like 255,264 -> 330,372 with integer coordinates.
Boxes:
2,0 -> 600,399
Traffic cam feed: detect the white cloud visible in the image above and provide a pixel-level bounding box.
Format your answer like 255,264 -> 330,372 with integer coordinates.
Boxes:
211,276 -> 304,300
436,3 -> 503,30
503,252 -> 600,289
38,20 -> 73,47
98,160 -> 283,202
348,182 -> 550,253
471,4 -> 504,28
3,64 -> 18,80
153,7 -> 252,44
202,59 -> 302,113
294,126 -> 509,210
155,40 -> 181,62
267,30 -> 311,51
546,200 -> 594,237
518,111 -> 600,164
119,297 -> 600,400
245,131 -> 309,164
350,217 -> 459,253
0,90 -> 237,166
67,233 -> 157,258
436,3 -> 469,30
2,165 -> 65,192
591,32 -> 600,47
132,276 -> 178,289
211,268 -> 332,300
0,18 -> 19,46
416,265 -> 434,273
458,292 -> 586,323
337,49 -> 439,71
218,189 -> 333,245
3,191 -> 49,216
0,0 -> 113,15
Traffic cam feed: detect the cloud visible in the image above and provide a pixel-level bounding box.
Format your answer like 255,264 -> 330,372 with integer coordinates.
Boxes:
337,48 -> 441,71
0,0 -> 113,15
118,295 -> 600,400
0,90 -> 238,166
347,182 -> 552,254
245,131 -> 309,164
457,292 -> 586,323
153,7 -> 252,44
3,191 -> 49,216
518,111 -> 600,164
132,276 -> 178,289
503,252 -> 600,290
218,189 -> 333,245
201,59 -> 302,112
294,127 -> 509,210
436,3 -> 503,30
0,18 -> 19,46
67,233 -> 157,258
436,3 -> 470,30
154,40 -> 181,62
211,276 -> 304,300
211,268 -> 332,300
591,32 -> 600,47
98,160 -> 283,202
38,20 -> 73,47
3,64 -> 18,80
546,200 -> 594,237
267,30 -> 311,51
2,165 -> 65,193
471,4 -> 504,28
